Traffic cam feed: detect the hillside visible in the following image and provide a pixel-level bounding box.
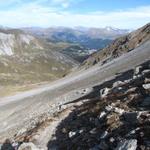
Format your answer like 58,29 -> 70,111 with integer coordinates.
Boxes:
0,28 -> 78,96
82,23 -> 150,68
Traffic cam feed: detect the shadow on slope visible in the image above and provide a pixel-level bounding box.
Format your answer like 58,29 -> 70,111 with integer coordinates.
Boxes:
47,61 -> 150,150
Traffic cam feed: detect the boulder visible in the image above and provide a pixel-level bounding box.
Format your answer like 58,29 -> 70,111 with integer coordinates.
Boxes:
115,139 -> 137,150
113,81 -> 124,88
143,83 -> 150,90
69,131 -> 77,138
142,69 -> 150,75
126,87 -> 137,94
99,111 -> 107,120
114,107 -> 125,115
134,66 -> 142,75
144,78 -> 150,84
105,105 -> 113,112
100,88 -> 110,98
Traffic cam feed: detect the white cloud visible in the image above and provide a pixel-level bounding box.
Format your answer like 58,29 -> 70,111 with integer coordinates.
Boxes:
51,0 -> 73,8
0,3 -> 150,29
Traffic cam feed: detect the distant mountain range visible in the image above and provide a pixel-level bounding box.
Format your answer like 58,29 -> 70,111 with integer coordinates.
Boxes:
22,26 -> 130,49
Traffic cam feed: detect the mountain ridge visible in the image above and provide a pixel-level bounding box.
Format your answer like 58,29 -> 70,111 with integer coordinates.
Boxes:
82,23 -> 150,68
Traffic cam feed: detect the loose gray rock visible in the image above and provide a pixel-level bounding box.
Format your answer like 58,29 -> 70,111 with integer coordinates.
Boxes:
113,81 -> 124,88
100,88 -> 110,98
69,131 -> 77,138
115,139 -> 137,150
134,66 -> 142,75
143,83 -> 150,90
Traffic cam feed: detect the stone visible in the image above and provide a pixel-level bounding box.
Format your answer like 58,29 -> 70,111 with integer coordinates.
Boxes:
115,139 -> 137,150
143,83 -> 150,90
113,81 -> 124,88
144,78 -> 150,84
141,97 -> 150,107
105,105 -> 113,112
90,128 -> 97,134
100,131 -> 109,139
114,107 -> 125,115
126,87 -> 137,94
69,131 -> 77,138
12,142 -> 19,150
134,66 -> 142,75
126,128 -> 140,137
18,142 -> 41,150
142,69 -> 150,75
109,137 -> 115,143
79,129 -> 84,134
100,88 -> 110,98
99,111 -> 107,120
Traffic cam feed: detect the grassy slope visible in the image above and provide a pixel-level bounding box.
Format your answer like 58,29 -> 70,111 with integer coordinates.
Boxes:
0,29 -> 78,97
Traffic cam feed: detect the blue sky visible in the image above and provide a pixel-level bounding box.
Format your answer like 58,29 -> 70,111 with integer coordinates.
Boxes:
0,0 -> 150,28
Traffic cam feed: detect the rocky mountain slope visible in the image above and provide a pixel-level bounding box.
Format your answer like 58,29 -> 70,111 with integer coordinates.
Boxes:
47,60 -> 150,150
82,23 -> 150,68
0,28 -> 78,87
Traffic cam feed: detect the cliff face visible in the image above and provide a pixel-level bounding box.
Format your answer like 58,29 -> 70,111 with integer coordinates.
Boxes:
82,23 -> 150,68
